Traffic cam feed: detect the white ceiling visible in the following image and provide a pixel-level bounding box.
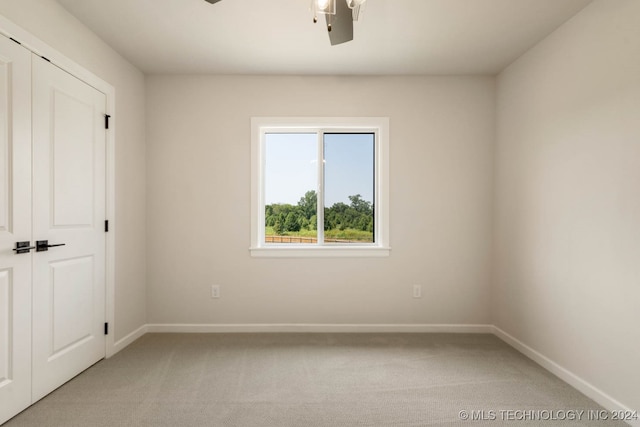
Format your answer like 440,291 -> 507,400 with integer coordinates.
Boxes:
55,0 -> 592,75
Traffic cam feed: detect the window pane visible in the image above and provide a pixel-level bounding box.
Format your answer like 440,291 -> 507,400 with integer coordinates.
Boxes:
264,133 -> 318,244
323,133 -> 375,243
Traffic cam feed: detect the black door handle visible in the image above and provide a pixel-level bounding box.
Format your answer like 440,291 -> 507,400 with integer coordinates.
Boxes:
13,241 -> 36,254
36,240 -> 66,252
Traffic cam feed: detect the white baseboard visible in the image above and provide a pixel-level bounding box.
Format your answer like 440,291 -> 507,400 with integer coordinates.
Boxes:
109,324 -> 148,357
145,323 -> 493,334
492,326 -> 639,427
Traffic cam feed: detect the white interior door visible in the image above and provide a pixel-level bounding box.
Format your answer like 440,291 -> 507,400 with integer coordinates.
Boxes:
31,55 -> 107,402
0,35 -> 32,425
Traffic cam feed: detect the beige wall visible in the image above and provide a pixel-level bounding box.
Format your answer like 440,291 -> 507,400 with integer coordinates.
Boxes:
494,0 -> 640,413
0,0 -> 147,342
146,75 -> 495,325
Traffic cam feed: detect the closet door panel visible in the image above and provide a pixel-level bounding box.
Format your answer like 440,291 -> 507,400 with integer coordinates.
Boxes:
31,55 -> 106,402
0,35 -> 32,425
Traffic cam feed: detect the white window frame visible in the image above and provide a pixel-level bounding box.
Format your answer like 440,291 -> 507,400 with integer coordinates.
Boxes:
250,117 -> 390,258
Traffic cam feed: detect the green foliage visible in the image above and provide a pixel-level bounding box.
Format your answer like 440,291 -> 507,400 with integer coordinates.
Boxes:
298,190 -> 317,220
284,212 -> 300,232
265,191 -> 374,242
273,221 -> 284,235
325,228 -> 373,241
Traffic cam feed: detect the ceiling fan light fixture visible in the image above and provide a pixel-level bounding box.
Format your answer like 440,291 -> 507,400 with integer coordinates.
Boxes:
311,0 -> 336,21
346,0 -> 366,8
347,0 -> 367,20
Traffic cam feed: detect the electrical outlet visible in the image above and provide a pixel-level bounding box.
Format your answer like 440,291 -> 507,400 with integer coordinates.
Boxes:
413,285 -> 422,298
211,285 -> 220,299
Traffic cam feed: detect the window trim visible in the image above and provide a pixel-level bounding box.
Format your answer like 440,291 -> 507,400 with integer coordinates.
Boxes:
250,117 -> 390,258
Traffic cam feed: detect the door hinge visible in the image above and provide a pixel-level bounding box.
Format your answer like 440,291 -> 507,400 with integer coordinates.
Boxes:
105,220 -> 109,232
104,322 -> 109,335
105,114 -> 111,129
9,37 -> 21,45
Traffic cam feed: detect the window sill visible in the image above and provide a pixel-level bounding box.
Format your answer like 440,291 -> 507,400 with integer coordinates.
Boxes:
249,246 -> 391,258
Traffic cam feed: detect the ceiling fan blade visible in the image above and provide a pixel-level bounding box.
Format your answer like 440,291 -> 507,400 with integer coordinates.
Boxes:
204,0 -> 223,4
325,0 -> 354,46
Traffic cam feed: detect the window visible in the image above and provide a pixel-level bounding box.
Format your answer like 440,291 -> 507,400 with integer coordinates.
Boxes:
251,117 -> 390,257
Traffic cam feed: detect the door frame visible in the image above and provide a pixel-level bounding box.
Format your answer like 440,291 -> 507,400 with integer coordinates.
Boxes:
0,15 -> 117,357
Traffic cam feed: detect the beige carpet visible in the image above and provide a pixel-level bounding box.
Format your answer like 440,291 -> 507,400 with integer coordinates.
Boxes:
4,333 -> 628,426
